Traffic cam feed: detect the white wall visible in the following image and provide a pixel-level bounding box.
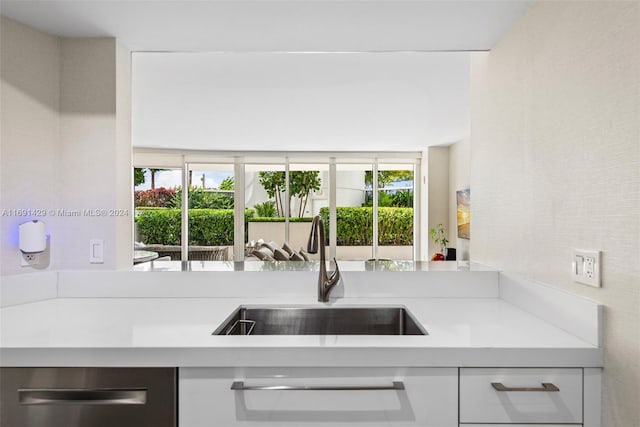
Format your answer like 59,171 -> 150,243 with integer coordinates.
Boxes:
427,146 -> 449,258
0,17 -> 60,274
132,52 -> 470,151
57,38 -> 132,270
470,2 -> 639,425
448,137 -> 470,260
0,18 -> 132,274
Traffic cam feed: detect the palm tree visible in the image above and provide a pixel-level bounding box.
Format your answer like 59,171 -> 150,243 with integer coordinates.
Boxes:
149,168 -> 162,189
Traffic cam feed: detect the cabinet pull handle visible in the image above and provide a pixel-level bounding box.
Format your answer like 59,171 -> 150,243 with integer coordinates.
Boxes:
18,388 -> 147,405
231,381 -> 405,391
491,382 -> 559,392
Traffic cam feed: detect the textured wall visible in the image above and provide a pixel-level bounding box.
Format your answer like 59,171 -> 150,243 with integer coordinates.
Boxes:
471,2 -> 639,425
0,18 -> 132,273
427,146 -> 450,257
58,38 -> 132,270
448,137 -> 470,260
0,17 -> 61,274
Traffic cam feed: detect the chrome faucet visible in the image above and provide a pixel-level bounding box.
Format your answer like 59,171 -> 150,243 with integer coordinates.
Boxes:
307,215 -> 341,302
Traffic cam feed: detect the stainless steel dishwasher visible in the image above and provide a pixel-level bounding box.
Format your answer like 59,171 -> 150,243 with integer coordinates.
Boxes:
0,367 -> 176,427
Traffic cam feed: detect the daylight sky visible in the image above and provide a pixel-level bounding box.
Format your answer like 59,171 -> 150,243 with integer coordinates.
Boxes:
135,169 -> 233,191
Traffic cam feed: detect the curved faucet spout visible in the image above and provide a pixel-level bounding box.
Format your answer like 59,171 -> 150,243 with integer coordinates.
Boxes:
307,216 -> 341,302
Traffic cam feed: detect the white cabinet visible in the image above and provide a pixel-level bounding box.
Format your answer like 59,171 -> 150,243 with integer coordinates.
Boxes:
459,368 -> 583,425
179,367 -> 458,426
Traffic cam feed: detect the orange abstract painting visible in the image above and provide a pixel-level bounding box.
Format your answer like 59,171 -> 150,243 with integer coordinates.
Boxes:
456,189 -> 470,239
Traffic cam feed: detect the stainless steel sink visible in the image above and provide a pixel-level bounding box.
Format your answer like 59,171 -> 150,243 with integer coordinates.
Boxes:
212,305 -> 428,335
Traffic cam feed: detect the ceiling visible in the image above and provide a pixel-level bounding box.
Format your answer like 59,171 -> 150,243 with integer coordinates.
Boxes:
1,0 -> 533,52
1,1 -> 534,150
132,52 -> 471,151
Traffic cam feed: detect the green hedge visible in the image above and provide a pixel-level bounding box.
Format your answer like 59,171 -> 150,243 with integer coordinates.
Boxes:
136,208 -> 254,246
136,207 -> 412,246
319,207 -> 413,246
248,217 -> 313,223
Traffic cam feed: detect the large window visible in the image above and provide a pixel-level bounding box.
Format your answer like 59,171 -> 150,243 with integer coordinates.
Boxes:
376,163 -> 415,260
335,163 -> 374,260
133,167 -> 183,261
187,164 -> 235,261
245,163 -> 287,256
133,152 -> 420,263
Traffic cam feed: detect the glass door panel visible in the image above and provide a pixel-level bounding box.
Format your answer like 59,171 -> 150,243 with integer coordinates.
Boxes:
133,167 -> 183,262
334,163 -> 374,260
245,164 -> 287,260
377,163 -> 414,260
187,164 -> 234,261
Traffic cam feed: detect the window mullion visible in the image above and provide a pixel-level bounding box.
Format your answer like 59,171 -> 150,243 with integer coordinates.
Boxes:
372,160 -> 379,260
329,159 -> 337,259
414,159 -> 421,262
233,159 -> 245,261
285,159 -> 290,243
181,159 -> 189,261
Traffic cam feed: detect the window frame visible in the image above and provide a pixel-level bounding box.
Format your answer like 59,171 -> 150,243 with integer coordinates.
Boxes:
133,150 -> 422,262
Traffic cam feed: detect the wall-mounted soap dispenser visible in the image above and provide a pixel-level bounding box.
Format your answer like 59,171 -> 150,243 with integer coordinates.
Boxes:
19,220 -> 47,266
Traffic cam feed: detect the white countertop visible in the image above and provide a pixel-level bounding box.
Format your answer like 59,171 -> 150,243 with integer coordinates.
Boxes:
0,296 -> 601,368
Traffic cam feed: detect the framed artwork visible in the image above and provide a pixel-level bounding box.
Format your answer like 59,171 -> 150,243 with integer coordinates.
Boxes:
456,188 -> 470,239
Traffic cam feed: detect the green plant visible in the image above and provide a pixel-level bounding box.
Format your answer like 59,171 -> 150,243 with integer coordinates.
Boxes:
429,223 -> 449,254
258,170 -> 321,217
391,190 -> 413,208
362,191 -> 393,207
218,177 -> 234,191
364,170 -> 413,188
168,188 -> 234,209
134,187 -> 176,207
135,208 -> 254,246
258,172 -> 286,216
135,208 -> 183,245
248,216 -> 313,223
290,171 -> 322,217
378,207 -> 413,245
253,201 -> 276,218
134,168 -> 146,187
319,207 -> 413,246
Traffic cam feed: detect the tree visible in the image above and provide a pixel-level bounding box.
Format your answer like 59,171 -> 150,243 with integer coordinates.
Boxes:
364,170 -> 414,188
258,172 -> 286,216
258,171 -> 321,217
149,168 -> 163,189
219,177 -> 234,191
290,171 -> 321,217
134,168 -> 146,187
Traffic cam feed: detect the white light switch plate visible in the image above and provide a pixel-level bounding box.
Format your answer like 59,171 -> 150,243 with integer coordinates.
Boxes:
89,239 -> 104,264
572,249 -> 601,287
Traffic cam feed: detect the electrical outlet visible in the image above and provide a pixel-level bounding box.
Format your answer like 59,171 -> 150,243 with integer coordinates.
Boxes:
20,252 -> 39,267
572,249 -> 601,287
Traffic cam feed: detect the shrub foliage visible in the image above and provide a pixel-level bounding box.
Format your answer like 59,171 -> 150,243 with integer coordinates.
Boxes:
136,208 -> 254,246
134,187 -> 176,207
136,207 -> 411,247
319,207 -> 413,246
168,188 -> 234,209
248,217 -> 313,223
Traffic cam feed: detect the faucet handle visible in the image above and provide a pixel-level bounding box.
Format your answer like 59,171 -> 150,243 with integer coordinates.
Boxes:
329,257 -> 341,282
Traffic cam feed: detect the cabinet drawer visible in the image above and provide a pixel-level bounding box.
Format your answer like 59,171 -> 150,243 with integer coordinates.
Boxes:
460,368 -> 582,424
180,367 -> 458,426
0,368 -> 176,427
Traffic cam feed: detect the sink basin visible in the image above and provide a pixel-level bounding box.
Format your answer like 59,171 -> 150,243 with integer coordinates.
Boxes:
212,305 -> 428,336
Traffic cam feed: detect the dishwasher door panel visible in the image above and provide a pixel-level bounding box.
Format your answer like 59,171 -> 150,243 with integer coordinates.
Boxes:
0,367 -> 176,427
